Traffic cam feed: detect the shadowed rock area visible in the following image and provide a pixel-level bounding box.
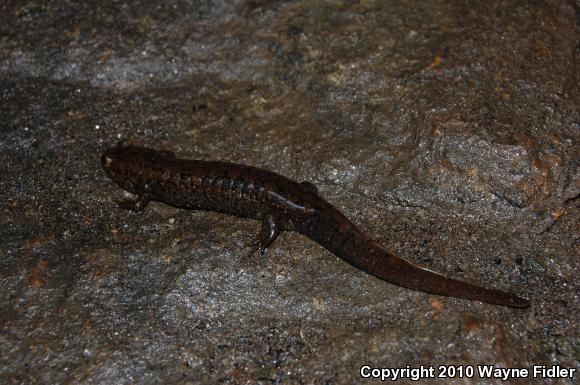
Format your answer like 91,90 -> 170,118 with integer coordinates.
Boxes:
0,1 -> 578,384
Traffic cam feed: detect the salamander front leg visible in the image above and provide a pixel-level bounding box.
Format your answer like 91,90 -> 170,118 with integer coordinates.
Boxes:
115,194 -> 150,212
247,212 -> 281,256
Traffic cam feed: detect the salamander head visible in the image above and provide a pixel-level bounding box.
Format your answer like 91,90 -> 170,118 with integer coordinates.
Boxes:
101,140 -> 153,194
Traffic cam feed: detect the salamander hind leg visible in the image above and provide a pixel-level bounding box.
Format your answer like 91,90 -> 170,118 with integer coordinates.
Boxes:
247,212 -> 282,256
115,194 -> 150,212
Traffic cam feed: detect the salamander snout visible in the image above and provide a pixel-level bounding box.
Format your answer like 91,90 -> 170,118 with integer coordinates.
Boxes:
101,147 -> 118,175
101,144 -> 126,182
101,151 -> 112,169
101,141 -> 148,194
102,140 -> 133,173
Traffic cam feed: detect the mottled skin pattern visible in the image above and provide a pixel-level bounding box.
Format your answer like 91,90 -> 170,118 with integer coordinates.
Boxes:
102,141 -> 529,308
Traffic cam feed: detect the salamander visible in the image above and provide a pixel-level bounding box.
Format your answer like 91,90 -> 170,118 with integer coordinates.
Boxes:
101,140 -> 530,308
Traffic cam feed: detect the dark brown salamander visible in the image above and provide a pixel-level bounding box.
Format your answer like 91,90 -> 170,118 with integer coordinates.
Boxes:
102,141 -> 530,308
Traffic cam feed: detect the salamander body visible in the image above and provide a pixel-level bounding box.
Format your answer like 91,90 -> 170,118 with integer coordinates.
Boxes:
102,141 -> 529,308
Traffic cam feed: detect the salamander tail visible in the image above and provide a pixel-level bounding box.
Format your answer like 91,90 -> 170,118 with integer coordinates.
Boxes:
339,236 -> 529,308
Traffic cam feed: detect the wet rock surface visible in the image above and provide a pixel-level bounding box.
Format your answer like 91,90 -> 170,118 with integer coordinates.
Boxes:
1,1 -> 578,384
